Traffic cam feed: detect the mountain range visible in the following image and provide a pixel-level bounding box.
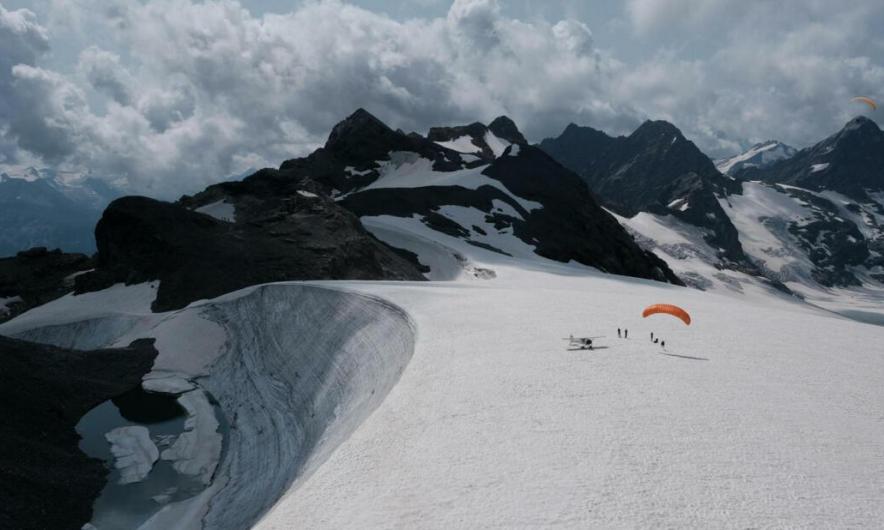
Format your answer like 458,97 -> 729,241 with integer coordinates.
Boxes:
61,109 -> 680,313
540,115 -> 884,321
0,167 -> 120,258
4,110 -> 883,322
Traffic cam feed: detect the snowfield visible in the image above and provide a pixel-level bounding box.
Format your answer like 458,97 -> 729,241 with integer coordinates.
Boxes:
263,266 -> 884,529
3,226 -> 884,528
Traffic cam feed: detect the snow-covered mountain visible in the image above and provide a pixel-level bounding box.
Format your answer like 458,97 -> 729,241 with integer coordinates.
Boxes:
543,117 -> 884,323
715,140 -> 797,176
52,109 -> 679,316
737,116 -> 884,201
0,166 -> 121,257
539,120 -> 758,276
185,109 -> 680,286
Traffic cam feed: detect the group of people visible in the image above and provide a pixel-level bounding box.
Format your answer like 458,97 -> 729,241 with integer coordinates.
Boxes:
572,328 -> 668,351
651,332 -> 665,349
617,328 -> 666,349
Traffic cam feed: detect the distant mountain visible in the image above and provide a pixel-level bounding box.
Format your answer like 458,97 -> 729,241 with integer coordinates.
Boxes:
539,120 -> 750,269
723,117 -> 884,289
735,117 -> 884,201
541,117 -> 884,320
715,141 -> 797,176
0,167 -> 121,257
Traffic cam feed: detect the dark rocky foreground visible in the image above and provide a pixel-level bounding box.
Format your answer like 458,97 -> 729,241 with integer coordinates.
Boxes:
0,247 -> 94,323
0,336 -> 158,530
77,188 -> 424,312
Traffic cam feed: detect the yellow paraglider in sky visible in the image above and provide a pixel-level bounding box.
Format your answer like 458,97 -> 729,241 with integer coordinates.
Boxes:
852,96 -> 878,111
642,304 -> 691,326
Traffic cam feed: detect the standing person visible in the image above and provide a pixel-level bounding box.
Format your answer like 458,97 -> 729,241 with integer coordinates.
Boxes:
650,332 -> 654,342
617,328 -> 621,338
624,329 -> 628,339
661,340 -> 666,349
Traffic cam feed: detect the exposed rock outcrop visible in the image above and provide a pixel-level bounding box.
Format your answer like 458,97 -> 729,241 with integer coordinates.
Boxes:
0,336 -> 157,530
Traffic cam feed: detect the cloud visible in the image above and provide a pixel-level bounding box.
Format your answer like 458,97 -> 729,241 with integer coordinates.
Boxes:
620,0 -> 884,154
0,3 -> 50,163
78,46 -> 134,105
0,0 -> 638,196
0,0 -> 882,195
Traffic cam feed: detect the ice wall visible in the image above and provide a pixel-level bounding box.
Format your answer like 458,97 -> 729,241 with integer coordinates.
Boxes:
4,283 -> 415,530
198,285 -> 415,529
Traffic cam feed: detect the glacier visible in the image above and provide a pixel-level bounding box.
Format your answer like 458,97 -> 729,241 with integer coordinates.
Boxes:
3,216 -> 884,528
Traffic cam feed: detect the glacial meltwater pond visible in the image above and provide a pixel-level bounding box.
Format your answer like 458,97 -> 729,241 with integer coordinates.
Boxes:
77,382 -> 228,529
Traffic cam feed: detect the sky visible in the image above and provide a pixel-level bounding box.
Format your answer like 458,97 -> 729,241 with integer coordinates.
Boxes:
1,0 -> 882,197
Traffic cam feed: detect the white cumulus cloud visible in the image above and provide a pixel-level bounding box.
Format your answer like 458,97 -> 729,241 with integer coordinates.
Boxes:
0,0 -> 881,196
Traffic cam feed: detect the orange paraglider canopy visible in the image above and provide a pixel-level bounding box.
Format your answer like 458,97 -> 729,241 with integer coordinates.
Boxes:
852,96 -> 878,111
642,304 -> 691,326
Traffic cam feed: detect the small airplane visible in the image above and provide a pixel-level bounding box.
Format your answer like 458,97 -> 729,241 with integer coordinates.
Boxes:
564,335 -> 604,350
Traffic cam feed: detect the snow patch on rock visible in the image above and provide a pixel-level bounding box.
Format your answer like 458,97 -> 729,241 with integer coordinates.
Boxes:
0,295 -> 22,316
484,131 -> 510,158
434,135 -> 481,154
195,201 -> 236,223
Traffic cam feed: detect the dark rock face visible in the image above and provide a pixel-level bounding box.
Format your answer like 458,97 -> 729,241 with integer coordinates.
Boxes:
0,336 -> 157,530
482,147 -> 680,281
540,120 -> 748,266
78,189 -> 424,312
736,117 -> 884,201
537,123 -> 617,176
0,247 -> 94,323
488,116 -> 529,145
282,108 -> 467,194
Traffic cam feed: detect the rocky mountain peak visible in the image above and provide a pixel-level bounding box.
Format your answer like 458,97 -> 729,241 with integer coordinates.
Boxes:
488,115 -> 527,145
739,117 -> 884,199
842,115 -> 879,131
325,108 -> 398,152
630,120 -> 684,143
831,115 -> 882,147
